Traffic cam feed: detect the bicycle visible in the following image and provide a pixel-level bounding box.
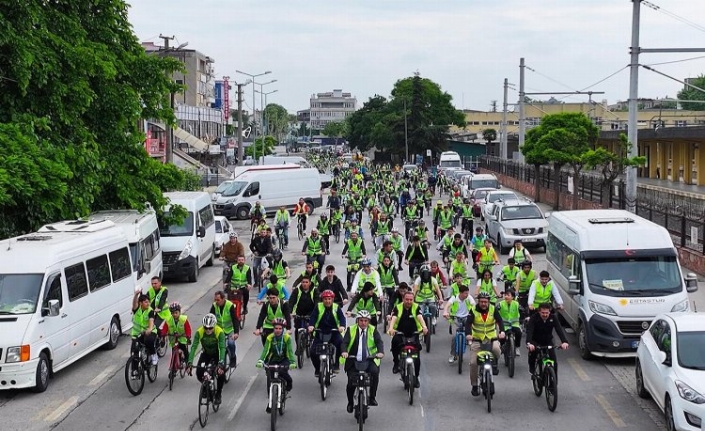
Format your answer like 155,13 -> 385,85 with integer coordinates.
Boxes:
167,335 -> 188,391
155,330 -> 168,358
449,316 -> 467,375
346,259 -> 361,291
461,217 -> 473,245
293,315 -> 311,369
250,216 -> 262,241
297,215 -> 305,241
124,337 -> 158,396
398,333 -> 420,406
223,336 -> 237,384
352,360 -> 373,431
263,364 -> 289,431
252,254 -> 268,293
332,220 -> 341,244
476,340 -> 498,413
501,326 -> 517,379
276,225 -> 288,251
419,300 -> 437,353
531,345 -> 561,412
312,329 -> 337,401
227,285 -> 246,330
222,259 -> 235,290
197,360 -> 222,428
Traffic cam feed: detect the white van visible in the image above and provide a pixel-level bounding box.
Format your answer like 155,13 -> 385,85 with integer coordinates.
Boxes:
0,219 -> 136,392
214,168 -> 322,220
161,192 -> 216,283
259,155 -> 311,168
438,151 -> 462,171
88,209 -> 163,293
546,209 -> 698,359
231,164 -> 301,179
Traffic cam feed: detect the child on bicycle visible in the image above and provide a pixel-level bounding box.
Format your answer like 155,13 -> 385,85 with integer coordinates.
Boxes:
497,289 -> 523,357
161,301 -> 192,363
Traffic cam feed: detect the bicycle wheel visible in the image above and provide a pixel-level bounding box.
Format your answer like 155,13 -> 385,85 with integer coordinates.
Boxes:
156,336 -> 167,358
457,335 -> 464,375
304,335 -> 311,358
168,354 -> 176,391
212,381 -> 221,412
224,354 -> 232,383
270,384 -> 279,431
424,316 -> 432,353
297,224 -> 304,241
357,389 -> 366,431
544,366 -> 558,412
198,382 -> 210,428
507,336 -> 516,379
147,361 -> 158,383
406,363 -> 415,406
319,360 -> 328,401
124,357 -> 145,396
296,331 -> 305,369
239,311 -> 246,330
279,387 -> 287,416
179,352 -> 187,378
532,361 -> 543,397
484,369 -> 492,413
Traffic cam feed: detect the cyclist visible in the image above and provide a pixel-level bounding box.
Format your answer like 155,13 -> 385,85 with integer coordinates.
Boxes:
249,201 -> 267,220
497,289 -> 523,357
508,239 -> 532,265
449,251 -> 470,282
432,200 -> 443,236
289,276 -> 319,347
436,226 -> 455,259
466,292 -> 505,397
187,314 -> 226,405
292,261 -> 321,290
160,301 -> 192,363
499,257 -> 520,292
388,291 -> 429,386
220,232 -> 245,266
436,203 -> 454,239
448,272 -> 467,297
254,288 -> 292,346
414,219 -> 430,248
347,282 -> 382,326
250,228 -> 274,286
446,233 -> 469,264
378,255 -> 399,304
374,213 -> 392,250
526,303 -> 569,377
475,238 -> 500,279
413,264 -> 445,326
429,260 -> 448,288
528,270 -> 565,312
256,317 -> 296,408
469,226 -> 488,264
256,274 -> 290,303
319,265 -> 349,307
308,290 -> 346,378
389,228 -> 406,271
387,282 -> 410,315
262,249 -> 291,281
404,235 -> 429,280
302,228 -> 326,268
476,269 -> 500,305
293,198 -> 310,232
442,284 -> 476,363
460,200 -> 474,236
331,207 -> 345,238
131,291 -> 158,366
317,213 -> 332,255
351,258 -> 383,297
274,205 -> 290,248
345,218 -> 364,241
375,240 -> 396,268
210,291 -> 239,369
326,189 -> 342,220
147,276 -> 170,328
229,255 -> 253,315
341,310 -> 385,412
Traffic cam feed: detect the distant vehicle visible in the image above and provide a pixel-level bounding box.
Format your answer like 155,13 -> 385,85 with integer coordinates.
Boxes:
213,216 -> 233,257
481,190 -> 519,221
402,164 -> 418,173
259,155 -> 312,168
212,180 -> 235,202
467,187 -> 496,217
462,173 -> 499,199
636,313 -> 705,431
319,170 -> 333,188
486,198 -> 548,254
438,151 -> 462,171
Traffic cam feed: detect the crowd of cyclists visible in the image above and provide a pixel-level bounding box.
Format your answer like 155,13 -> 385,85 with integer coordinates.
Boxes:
128,153 -> 570,423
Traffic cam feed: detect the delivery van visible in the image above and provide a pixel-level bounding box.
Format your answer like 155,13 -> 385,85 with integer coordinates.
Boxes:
88,209 -> 163,293
160,192 -> 216,283
438,151 -> 462,171
259,155 -> 311,168
0,219 -> 136,392
214,168 -> 322,220
546,209 -> 698,359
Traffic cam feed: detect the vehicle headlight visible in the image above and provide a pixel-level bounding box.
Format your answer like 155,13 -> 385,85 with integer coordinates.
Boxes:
675,380 -> 705,404
671,299 -> 690,312
178,240 -> 193,260
6,345 -> 30,363
588,300 -> 617,316
502,227 -> 514,235
405,357 -> 414,364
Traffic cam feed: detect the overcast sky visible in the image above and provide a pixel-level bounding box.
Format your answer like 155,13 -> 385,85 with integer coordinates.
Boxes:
128,0 -> 705,114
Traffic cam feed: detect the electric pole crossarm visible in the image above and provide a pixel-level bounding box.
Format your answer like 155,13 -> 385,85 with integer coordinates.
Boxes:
639,47 -> 705,53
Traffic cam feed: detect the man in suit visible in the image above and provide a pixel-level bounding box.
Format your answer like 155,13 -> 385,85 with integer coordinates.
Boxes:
341,310 -> 385,413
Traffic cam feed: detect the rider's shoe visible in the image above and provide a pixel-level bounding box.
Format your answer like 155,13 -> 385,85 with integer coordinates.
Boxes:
266,405 -> 272,413
347,402 -> 354,413
369,398 -> 378,406
214,393 -> 222,405
515,348 -> 521,357
471,386 -> 480,397
414,379 -> 420,388
392,364 -> 400,374
448,355 -> 457,363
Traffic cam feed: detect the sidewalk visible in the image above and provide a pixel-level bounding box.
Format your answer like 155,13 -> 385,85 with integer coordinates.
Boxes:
638,177 -> 705,200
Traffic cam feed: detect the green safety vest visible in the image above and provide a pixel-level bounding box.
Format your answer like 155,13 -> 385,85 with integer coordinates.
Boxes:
275,210 -> 289,224
314,303 -> 341,328
379,265 -> 396,288
450,297 -> 474,317
462,206 -> 473,218
501,265 -> 519,282
390,235 -> 403,251
532,280 -> 553,308
214,301 -> 235,334
357,271 -> 377,292
346,239 -> 363,261
393,303 -> 423,332
471,305 -> 498,341
147,287 -> 170,321
518,270 -> 536,293
439,211 -> 453,229
346,325 -> 380,365
292,288 -> 315,315
271,260 -> 286,279
407,246 -> 426,261
479,279 -> 497,302
382,204 -> 395,216
189,326 -> 225,364
512,247 -> 528,263
449,243 -> 465,258
415,281 -> 435,302
317,219 -> 330,235
433,207 -> 443,219
265,280 -> 287,300
264,301 -> 285,329
450,260 -> 468,279
377,220 -> 390,235
164,314 -> 189,345
300,270 -> 319,286
306,237 -> 322,255
354,296 -> 377,314
478,248 -> 496,266
231,264 -> 250,286
498,301 -> 520,329
471,235 -> 486,249
131,306 -> 156,337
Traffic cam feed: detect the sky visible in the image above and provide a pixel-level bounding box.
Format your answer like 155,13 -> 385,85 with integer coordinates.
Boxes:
127,0 -> 705,114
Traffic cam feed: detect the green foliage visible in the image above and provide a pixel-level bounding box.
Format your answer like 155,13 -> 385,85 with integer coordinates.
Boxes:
298,122 -> 310,137
482,128 -> 497,143
0,1 -> 190,238
245,136 -> 277,158
264,103 -> 289,141
677,75 -> 705,111
322,121 -> 348,138
583,133 -> 646,183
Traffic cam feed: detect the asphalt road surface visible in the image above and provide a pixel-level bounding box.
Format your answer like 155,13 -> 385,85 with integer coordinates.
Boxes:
0,186 -> 683,431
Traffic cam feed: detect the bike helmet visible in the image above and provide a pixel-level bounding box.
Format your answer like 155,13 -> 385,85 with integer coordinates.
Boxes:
477,292 -> 491,301
391,227 -> 399,233
361,258 -> 372,266
521,260 -> 533,269
436,200 -> 443,205
169,301 -> 182,312
272,317 -> 287,328
356,310 -> 372,320
272,249 -> 283,260
229,232 -> 238,238
420,264 -> 431,281
320,290 -> 335,299
202,313 -> 217,329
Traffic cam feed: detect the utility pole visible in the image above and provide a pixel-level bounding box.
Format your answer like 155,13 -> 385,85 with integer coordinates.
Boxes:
237,83 -> 245,166
518,58 -> 526,161
501,78 -> 509,159
404,98 -> 409,163
160,34 -> 176,164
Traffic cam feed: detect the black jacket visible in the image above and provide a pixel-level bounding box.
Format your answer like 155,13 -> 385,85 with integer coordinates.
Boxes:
319,275 -> 348,304
342,325 -> 385,357
250,236 -> 273,256
526,313 -> 568,347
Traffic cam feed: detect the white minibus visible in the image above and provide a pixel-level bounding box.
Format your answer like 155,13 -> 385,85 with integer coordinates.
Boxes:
0,219 -> 136,392
546,209 -> 698,359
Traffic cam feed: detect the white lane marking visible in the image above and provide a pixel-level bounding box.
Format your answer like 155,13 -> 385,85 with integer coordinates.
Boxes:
44,396 -> 78,422
420,404 -> 425,417
228,375 -> 258,421
88,366 -> 115,386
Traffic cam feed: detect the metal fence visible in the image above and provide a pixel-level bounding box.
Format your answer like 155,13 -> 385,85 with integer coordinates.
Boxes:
480,156 -> 705,254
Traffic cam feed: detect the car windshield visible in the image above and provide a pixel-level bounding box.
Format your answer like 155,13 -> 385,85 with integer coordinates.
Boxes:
489,193 -> 517,203
159,211 -> 194,237
215,181 -> 232,194
222,181 -> 247,197
473,190 -> 489,200
678,331 -> 705,370
584,255 -> 682,297
0,274 -> 44,315
501,205 -> 543,220
440,160 -> 462,168
471,179 -> 499,189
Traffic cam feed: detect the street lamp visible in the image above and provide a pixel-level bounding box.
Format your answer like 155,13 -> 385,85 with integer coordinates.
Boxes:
255,88 -> 278,138
159,39 -> 189,164
255,80 -> 277,154
236,70 -> 272,163
232,79 -> 252,166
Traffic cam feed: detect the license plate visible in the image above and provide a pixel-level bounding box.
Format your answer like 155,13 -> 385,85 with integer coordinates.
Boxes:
522,239 -> 536,243
631,341 -> 640,349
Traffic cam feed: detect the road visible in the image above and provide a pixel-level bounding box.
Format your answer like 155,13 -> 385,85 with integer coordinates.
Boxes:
0,186 -> 679,431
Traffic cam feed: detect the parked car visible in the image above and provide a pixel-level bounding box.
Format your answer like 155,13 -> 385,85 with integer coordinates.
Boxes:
636,313 -> 705,431
486,198 -> 548,254
214,216 -> 233,257
467,187 -> 495,217
481,190 -> 519,221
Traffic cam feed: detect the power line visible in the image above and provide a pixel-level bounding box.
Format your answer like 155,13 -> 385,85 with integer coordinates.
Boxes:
643,1 -> 705,34
556,65 -> 629,102
525,65 -> 577,92
644,55 -> 705,66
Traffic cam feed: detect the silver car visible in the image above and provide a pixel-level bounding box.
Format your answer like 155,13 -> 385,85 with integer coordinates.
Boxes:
486,199 -> 548,254
481,190 -> 519,221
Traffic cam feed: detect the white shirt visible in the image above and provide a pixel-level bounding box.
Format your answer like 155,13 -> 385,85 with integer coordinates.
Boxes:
356,328 -> 368,361
509,247 -> 531,262
446,295 -> 476,318
352,269 -> 383,297
528,280 -> 564,306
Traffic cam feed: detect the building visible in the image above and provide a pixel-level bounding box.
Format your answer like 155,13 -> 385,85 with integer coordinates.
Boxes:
297,109 -> 310,124
309,89 -> 357,129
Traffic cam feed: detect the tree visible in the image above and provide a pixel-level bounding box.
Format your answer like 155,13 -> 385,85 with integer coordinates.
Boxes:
482,128 -> 497,144
677,75 -> 705,111
0,1 -> 188,238
347,95 -> 389,152
322,121 -> 348,139
583,133 -> 646,208
264,103 -> 289,142
245,136 -> 277,158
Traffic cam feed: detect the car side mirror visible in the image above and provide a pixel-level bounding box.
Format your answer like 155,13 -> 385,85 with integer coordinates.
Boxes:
657,350 -> 670,366
197,226 -> 206,238
497,184 -> 501,189
685,273 -> 699,292
44,299 -> 60,317
568,275 -> 581,295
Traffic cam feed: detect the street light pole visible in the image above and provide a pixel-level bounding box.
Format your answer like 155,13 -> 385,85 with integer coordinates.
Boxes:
404,98 -> 409,163
256,88 -> 278,138
236,70 -> 272,164
158,35 -> 188,164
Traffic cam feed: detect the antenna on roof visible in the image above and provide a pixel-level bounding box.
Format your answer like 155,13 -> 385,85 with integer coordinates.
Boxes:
6,238 -> 11,251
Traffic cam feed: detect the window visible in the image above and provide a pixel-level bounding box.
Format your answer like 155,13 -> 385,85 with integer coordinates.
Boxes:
546,232 -> 580,279
43,273 -> 63,309
675,120 -> 687,127
657,322 -> 672,359
198,204 -> 215,228
87,255 -> 112,291
65,263 -> 89,301
650,319 -> 665,343
109,248 -> 132,281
